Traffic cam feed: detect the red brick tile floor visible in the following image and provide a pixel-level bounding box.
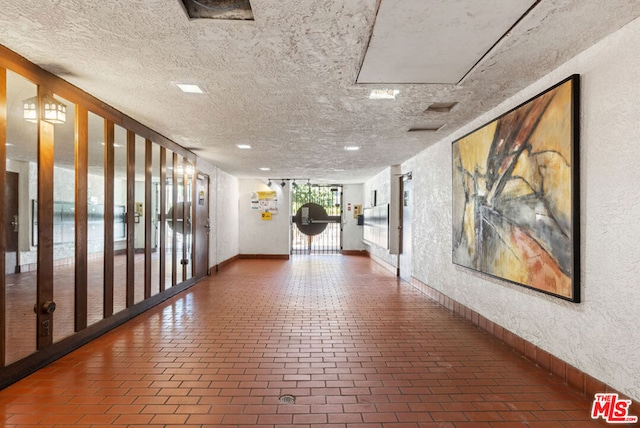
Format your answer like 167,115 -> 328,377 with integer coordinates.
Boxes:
0,256 -> 620,427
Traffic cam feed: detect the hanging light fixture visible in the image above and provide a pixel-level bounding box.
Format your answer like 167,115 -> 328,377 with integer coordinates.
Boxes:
23,93 -> 67,124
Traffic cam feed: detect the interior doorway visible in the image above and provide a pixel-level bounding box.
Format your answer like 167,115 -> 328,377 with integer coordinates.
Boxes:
291,184 -> 342,254
194,172 -> 210,278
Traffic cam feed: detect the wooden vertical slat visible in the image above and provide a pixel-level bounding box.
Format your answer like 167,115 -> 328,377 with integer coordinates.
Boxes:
74,105 -> 88,331
159,147 -> 166,292
0,67 -> 7,367
171,153 -> 178,287
103,120 -> 114,318
144,139 -> 152,299
126,130 -> 135,307
37,90 -> 55,350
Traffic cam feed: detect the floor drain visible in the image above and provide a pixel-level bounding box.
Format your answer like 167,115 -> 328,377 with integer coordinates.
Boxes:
278,394 -> 296,404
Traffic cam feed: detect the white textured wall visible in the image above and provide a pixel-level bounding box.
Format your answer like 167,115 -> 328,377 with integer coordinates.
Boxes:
238,179 -> 291,255
397,16 -> 640,401
215,168 -> 240,264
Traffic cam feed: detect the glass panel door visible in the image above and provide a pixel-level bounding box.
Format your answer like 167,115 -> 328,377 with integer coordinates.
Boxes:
164,151 -> 174,289
52,93 -> 76,343
4,70 -> 38,364
113,125 -> 127,314
133,135 -> 145,304
150,143 -> 160,296
87,112 -> 105,326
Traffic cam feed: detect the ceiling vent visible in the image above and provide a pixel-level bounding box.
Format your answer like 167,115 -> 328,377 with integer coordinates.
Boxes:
180,0 -> 254,21
408,124 -> 446,132
424,102 -> 458,113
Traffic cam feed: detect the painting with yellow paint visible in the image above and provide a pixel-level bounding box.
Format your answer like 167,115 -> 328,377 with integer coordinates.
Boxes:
452,75 -> 580,302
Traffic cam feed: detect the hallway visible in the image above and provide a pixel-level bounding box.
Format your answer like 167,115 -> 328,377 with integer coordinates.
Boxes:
0,256 -> 607,427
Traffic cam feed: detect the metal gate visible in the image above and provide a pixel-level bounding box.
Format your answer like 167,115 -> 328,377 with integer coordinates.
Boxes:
291,184 -> 342,254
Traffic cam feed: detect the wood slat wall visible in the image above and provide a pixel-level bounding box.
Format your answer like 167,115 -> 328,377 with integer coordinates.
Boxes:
0,41 -> 208,390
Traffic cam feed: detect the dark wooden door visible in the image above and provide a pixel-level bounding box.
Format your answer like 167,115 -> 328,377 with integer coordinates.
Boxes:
194,172 -> 210,278
5,171 -> 18,274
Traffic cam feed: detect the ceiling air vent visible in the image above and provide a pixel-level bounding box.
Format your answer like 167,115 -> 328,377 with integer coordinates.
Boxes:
408,124 -> 446,132
180,0 -> 254,21
424,102 -> 458,113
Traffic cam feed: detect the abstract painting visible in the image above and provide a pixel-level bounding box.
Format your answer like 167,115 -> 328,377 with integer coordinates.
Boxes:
452,75 -> 580,302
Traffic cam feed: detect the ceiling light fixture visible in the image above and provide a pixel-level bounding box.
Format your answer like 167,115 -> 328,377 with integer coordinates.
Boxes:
344,145 -> 361,151
369,89 -> 399,100
259,167 -> 270,171
175,83 -> 205,94
236,144 -> 252,149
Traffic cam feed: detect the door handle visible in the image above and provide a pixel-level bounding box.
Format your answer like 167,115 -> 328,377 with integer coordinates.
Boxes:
10,215 -> 18,232
33,301 -> 56,314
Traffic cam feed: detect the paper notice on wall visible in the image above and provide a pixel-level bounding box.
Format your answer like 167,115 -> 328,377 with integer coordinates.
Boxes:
256,190 -> 278,214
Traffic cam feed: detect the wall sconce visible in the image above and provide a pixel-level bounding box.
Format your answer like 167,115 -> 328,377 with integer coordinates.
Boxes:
23,97 -> 38,123
23,93 -> 67,124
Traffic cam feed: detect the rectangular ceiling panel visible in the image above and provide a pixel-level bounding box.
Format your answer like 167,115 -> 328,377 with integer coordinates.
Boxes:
357,0 -> 536,84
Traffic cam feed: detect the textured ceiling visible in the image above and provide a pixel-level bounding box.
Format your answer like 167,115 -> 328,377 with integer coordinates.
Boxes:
0,0 -> 639,184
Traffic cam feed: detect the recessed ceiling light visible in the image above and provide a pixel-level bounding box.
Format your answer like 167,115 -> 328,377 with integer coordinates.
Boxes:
259,167 -> 271,171
236,144 -> 252,149
333,168 -> 345,172
175,83 -> 205,94
369,89 -> 399,100
344,146 -> 361,151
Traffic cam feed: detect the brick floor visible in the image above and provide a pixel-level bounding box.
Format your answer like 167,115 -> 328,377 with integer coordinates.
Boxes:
0,256 -> 621,427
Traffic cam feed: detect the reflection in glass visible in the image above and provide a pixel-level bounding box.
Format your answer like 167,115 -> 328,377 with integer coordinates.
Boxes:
87,112 -> 105,326
113,125 -> 127,314
175,155 -> 185,282
165,152 -> 174,289
134,135 -> 145,304
184,160 -> 193,281
151,143 -> 161,296
5,70 -> 38,364
52,93 -> 76,343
